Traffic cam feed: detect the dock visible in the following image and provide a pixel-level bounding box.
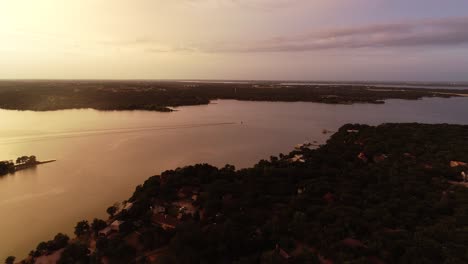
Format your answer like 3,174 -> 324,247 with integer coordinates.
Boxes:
14,160 -> 57,172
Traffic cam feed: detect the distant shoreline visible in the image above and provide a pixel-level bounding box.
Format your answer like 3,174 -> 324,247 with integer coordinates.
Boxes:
0,80 -> 467,112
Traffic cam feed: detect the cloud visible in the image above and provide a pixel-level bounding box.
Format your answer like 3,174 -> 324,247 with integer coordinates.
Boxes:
198,16 -> 468,53
103,16 -> 468,54
181,0 -> 306,10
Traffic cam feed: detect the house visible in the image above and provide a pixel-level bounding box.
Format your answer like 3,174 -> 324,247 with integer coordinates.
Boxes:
98,226 -> 113,237
373,154 -> 388,163
174,200 -> 197,216
347,129 -> 359,133
290,154 -> 305,163
358,152 -> 368,163
152,204 -> 166,214
295,141 -> 314,150
152,214 -> 179,230
123,202 -> 133,211
110,220 -> 125,232
275,244 -> 291,261
297,187 -> 306,195
450,161 -> 468,168
423,163 -> 433,170
177,186 -> 200,200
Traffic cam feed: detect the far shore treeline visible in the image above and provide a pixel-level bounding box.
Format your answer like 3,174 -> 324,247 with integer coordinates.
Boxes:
0,81 -> 467,112
14,123 -> 468,264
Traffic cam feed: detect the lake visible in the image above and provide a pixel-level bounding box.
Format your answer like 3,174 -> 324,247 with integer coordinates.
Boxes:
1,97 -> 468,259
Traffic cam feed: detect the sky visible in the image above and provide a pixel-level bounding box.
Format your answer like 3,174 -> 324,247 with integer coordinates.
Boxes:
1,0 -> 468,81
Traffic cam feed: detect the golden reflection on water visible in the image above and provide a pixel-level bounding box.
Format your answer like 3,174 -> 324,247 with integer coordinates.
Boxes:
1,98 -> 468,259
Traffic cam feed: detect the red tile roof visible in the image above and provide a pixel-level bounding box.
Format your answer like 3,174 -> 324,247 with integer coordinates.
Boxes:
152,214 -> 179,228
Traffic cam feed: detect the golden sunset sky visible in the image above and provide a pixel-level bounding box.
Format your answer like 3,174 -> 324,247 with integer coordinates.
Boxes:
1,0 -> 468,81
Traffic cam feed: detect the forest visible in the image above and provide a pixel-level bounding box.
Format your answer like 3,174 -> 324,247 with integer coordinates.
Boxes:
0,80 -> 466,111
15,123 -> 468,264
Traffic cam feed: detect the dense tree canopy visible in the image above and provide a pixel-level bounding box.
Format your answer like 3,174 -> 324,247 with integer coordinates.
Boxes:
0,80 -> 465,111
21,123 -> 468,263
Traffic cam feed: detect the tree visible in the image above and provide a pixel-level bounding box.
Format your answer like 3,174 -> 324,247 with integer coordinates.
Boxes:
74,220 -> 90,237
28,155 -> 37,164
53,233 -> 70,249
91,218 -> 107,234
0,161 -> 15,175
106,205 -> 118,218
16,156 -> 26,164
58,243 -> 90,264
5,256 -> 15,264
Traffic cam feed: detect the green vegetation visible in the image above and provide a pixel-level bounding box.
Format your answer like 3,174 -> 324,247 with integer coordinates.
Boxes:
4,256 -> 15,264
29,233 -> 70,258
74,221 -> 91,238
19,124 -> 468,263
0,80 -> 466,111
15,156 -> 36,165
1,155 -> 51,176
0,161 -> 14,176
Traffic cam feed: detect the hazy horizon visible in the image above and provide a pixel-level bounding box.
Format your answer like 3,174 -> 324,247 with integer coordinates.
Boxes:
1,78 -> 468,84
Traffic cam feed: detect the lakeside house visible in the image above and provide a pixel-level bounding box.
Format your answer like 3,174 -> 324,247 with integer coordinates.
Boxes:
99,220 -> 126,237
450,160 -> 468,167
173,200 -> 198,217
110,220 -> 125,231
297,187 -> 306,195
123,202 -> 133,211
290,154 -> 305,163
275,244 -> 291,261
373,154 -> 388,163
152,214 -> 179,230
294,141 -> 317,150
99,227 -> 113,237
152,204 -> 166,215
177,186 -> 200,201
358,152 -> 368,162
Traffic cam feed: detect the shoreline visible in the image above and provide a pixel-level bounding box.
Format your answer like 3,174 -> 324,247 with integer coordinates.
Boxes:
14,123 -> 468,263
13,160 -> 56,173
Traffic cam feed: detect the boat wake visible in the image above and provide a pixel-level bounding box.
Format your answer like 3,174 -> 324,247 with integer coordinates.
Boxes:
0,122 -> 237,145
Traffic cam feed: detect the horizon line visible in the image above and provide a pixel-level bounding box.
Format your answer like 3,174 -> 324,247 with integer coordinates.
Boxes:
0,78 -> 467,85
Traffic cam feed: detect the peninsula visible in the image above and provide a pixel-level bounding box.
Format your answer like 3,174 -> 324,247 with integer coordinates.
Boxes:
0,156 -> 56,176
13,123 -> 468,264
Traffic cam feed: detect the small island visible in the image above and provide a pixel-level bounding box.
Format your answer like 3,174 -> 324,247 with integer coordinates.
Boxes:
0,156 -> 56,176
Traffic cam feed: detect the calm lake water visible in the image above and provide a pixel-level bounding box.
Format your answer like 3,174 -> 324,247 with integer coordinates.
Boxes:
1,98 -> 468,259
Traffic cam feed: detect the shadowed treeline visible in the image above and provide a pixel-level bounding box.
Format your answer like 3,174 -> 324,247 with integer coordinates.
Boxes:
0,80 -> 467,112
